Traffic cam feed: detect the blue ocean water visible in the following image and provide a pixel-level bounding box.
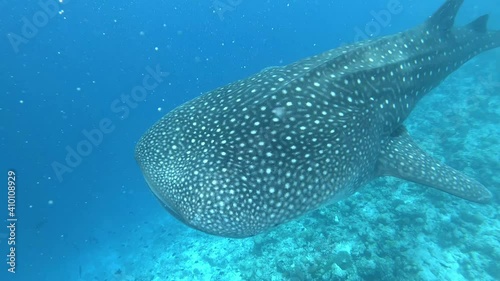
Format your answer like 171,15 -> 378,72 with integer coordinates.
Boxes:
1,0 -> 499,280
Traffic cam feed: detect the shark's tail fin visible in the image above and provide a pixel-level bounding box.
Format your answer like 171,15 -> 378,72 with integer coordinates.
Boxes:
466,14 -> 489,33
465,14 -> 500,48
427,0 -> 500,49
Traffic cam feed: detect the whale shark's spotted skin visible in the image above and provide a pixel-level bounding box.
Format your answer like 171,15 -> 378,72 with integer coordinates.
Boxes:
136,0 -> 497,238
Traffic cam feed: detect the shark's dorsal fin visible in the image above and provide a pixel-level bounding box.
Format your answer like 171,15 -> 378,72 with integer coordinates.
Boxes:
466,14 -> 489,33
427,0 -> 464,31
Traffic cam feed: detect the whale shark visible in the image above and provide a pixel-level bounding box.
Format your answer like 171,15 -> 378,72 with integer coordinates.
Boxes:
135,0 -> 498,238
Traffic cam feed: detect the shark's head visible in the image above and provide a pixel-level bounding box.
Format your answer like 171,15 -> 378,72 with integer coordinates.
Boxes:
135,105 -> 289,238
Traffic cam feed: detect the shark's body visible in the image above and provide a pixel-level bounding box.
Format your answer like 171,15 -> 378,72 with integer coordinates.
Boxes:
135,0 -> 497,238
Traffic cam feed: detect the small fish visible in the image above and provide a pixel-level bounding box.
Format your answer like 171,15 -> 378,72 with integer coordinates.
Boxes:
135,0 -> 497,238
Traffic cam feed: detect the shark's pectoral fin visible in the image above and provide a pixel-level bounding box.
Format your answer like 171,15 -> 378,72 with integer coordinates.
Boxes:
376,126 -> 492,203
